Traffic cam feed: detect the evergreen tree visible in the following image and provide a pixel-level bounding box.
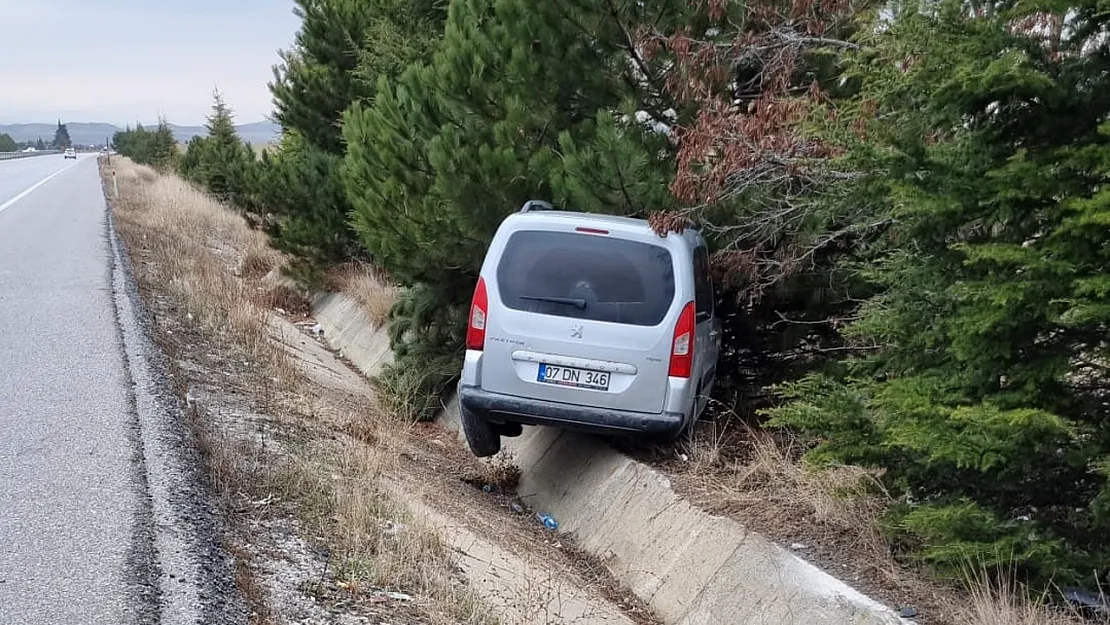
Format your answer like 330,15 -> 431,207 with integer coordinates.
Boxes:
114,124 -> 156,163
35,138 -> 45,151
179,91 -> 257,207
342,0 -> 685,418
0,133 -> 17,152
264,0 -> 447,275
53,121 -> 71,149
767,0 -> 1110,589
270,0 -> 374,155
203,90 -> 255,202
113,121 -> 178,170
257,130 -> 362,268
149,117 -> 179,170
178,135 -> 205,180
270,0 -> 445,154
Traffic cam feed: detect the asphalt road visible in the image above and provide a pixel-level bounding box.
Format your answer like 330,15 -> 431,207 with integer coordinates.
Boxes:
0,154 -> 243,624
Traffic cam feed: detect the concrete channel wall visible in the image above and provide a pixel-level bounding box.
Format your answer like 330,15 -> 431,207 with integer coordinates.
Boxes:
311,291 -> 912,625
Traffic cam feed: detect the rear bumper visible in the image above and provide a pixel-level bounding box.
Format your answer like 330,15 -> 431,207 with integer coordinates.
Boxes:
458,384 -> 684,437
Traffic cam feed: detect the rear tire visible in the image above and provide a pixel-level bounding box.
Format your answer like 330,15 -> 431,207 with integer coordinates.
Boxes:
461,405 -> 501,457
666,396 -> 701,445
494,421 -> 523,437
682,399 -> 700,445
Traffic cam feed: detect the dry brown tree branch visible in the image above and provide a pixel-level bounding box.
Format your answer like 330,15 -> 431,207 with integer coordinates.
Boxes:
638,0 -> 868,308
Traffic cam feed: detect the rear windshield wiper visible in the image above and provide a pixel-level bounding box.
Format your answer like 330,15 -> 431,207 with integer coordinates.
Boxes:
517,295 -> 587,310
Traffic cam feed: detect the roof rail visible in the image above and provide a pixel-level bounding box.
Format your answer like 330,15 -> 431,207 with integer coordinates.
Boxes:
519,200 -> 556,213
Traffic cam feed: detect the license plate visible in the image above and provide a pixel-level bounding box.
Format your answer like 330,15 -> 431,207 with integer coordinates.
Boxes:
537,363 -> 610,391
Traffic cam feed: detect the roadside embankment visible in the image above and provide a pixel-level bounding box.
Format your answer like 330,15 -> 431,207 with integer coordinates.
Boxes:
312,290 -> 910,625
105,155 -> 1095,625
104,155 -> 657,625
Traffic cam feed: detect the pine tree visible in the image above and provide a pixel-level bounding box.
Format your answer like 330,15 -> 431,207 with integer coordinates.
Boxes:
271,0 -> 445,155
270,0 -> 374,155
112,118 -> 177,168
341,0 -> 684,417
53,121 -> 71,149
148,117 -> 179,171
181,91 -> 257,207
114,124 -> 159,164
204,90 -> 255,200
629,0 -> 873,408
767,0 -> 1110,589
0,133 -> 17,152
178,136 -> 205,180
257,130 -> 362,268
264,0 -> 447,275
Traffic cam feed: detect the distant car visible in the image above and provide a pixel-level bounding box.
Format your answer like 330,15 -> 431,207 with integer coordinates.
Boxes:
64,148 -> 77,159
455,200 -> 722,457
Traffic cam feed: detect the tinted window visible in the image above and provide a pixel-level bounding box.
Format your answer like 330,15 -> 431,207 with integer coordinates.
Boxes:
693,246 -> 713,319
496,230 -> 675,326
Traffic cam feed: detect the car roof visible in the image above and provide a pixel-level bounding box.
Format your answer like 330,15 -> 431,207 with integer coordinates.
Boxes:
505,209 -> 701,245
519,210 -> 651,228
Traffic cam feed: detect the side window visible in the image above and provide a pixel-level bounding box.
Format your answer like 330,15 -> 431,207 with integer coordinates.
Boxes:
693,246 -> 713,320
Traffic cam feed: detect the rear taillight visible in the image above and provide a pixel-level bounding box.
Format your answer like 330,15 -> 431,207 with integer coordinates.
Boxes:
669,302 -> 696,378
466,277 -> 488,351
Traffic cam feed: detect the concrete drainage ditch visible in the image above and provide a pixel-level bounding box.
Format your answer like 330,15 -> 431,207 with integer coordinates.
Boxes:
311,291 -> 912,625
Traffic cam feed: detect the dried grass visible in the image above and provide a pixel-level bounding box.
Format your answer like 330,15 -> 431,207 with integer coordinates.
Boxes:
110,158 -> 296,381
960,566 -> 1104,625
106,157 -> 496,624
685,412 -> 890,560
240,246 -> 278,280
330,262 -> 399,327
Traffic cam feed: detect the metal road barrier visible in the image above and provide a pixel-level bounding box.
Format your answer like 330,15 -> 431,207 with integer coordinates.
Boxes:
0,150 -> 64,161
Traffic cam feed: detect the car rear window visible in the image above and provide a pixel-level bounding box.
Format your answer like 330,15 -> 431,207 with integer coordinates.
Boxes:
495,229 -> 676,326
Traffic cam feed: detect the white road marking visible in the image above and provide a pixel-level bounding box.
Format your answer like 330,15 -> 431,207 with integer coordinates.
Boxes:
0,160 -> 80,215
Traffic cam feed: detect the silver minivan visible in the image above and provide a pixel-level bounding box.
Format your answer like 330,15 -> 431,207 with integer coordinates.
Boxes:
456,201 -> 722,457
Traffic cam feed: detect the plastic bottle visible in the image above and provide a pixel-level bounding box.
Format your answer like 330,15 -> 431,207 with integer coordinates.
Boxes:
536,513 -> 558,531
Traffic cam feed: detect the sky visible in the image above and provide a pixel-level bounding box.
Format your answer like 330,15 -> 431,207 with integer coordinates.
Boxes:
0,0 -> 301,126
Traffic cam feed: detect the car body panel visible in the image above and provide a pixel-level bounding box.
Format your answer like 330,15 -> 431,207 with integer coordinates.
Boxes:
459,205 -> 721,443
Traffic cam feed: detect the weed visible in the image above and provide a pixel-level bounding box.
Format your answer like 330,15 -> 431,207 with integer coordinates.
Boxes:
330,262 -> 399,328
960,564 -> 1105,625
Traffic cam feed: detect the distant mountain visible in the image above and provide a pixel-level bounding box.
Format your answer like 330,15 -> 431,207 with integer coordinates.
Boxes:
0,121 -> 280,147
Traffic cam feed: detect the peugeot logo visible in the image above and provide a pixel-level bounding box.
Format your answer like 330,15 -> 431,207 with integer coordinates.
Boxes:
570,324 -> 584,339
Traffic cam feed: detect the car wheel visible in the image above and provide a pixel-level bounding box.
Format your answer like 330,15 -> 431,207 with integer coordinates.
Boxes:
683,398 -> 700,444
494,421 -> 523,437
664,396 -> 700,445
461,405 -> 501,457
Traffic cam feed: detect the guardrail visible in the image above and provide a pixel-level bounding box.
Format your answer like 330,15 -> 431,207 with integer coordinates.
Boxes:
0,150 -> 63,161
